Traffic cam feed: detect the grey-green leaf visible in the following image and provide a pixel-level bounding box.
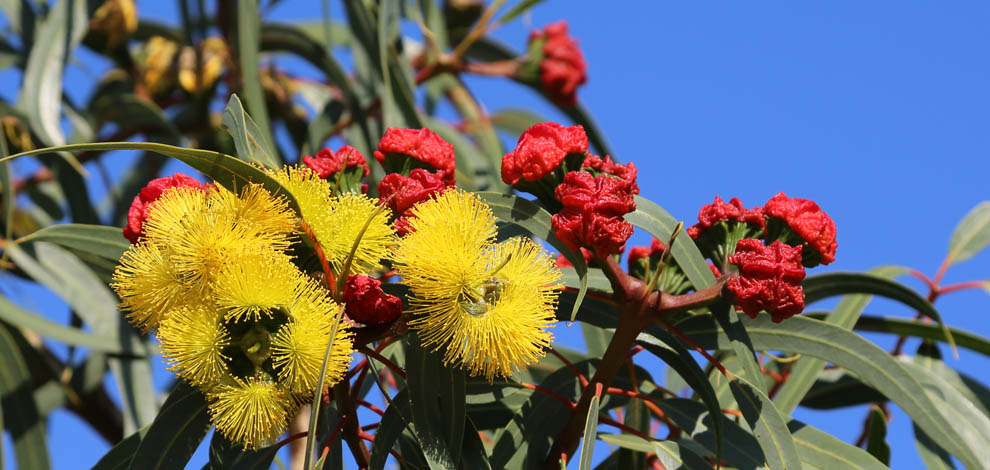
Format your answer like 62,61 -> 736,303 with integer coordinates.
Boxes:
221,94 -> 281,169
947,201 -> 990,264
15,224 -> 129,261
128,384 -> 211,470
625,196 -> 715,291
729,376 -> 802,470
0,325 -> 50,470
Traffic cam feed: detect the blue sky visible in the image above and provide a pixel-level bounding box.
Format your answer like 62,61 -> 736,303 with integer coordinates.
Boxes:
2,1 -> 989,468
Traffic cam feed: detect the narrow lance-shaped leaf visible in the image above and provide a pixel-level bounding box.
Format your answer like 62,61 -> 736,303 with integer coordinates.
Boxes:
221,94 -> 280,169
625,195 -> 715,291
128,384 -> 211,470
774,266 -> 903,415
729,376 -> 802,470
576,385 -> 602,470
864,406 -> 891,465
946,201 -> 990,264
597,434 -> 711,470
235,0 -> 277,164
15,224 -> 129,261
0,325 -> 50,470
675,314 -> 985,470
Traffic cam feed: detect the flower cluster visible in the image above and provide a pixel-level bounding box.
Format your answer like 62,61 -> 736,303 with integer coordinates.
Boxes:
113,181 -> 357,449
684,193 -> 837,322
302,145 -> 370,194
501,122 -> 638,260
394,189 -> 562,382
528,22 -> 588,107
122,172 -> 210,244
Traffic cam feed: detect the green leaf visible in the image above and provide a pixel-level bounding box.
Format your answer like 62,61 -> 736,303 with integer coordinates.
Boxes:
576,389 -> 601,470
787,420 -> 890,470
914,424 -> 955,470
599,434 -> 711,470
729,376 -> 802,470
1,135 -> 12,244
625,196 -> 715,290
947,201 -> 990,264
797,369 -> 886,410
205,432 -> 281,470
370,389 -> 414,470
17,0 -> 86,148
804,312 -> 990,357
92,426 -> 151,470
899,357 -> 990,464
15,224 -> 129,261
235,0 -> 277,163
864,406 -> 890,465
378,0 -> 422,129
498,0 -> 548,24
490,362 -> 586,469
0,325 -> 50,470
908,354 -> 990,416
1,142 -> 304,215
802,271 -> 955,353
713,303 -> 767,394
580,322 -> 611,358
459,417 -> 492,470
128,384 -> 211,470
675,314 -> 984,470
774,266 -> 902,415
221,94 -> 281,169
0,295 -> 147,355
478,192 -> 589,321
87,93 -> 181,143
405,333 -> 466,469
6,242 -> 157,432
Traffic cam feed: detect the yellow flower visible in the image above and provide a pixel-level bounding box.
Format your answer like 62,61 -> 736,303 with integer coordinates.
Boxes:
271,294 -> 354,394
395,190 -> 562,381
209,184 -> 297,248
142,36 -> 179,94
157,304 -> 230,387
208,378 -> 290,450
269,166 -> 395,274
309,193 -> 395,275
178,37 -> 227,94
211,250 -> 307,323
267,165 -> 331,226
112,242 -> 195,333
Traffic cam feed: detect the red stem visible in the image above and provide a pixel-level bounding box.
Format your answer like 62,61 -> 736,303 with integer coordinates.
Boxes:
357,346 -> 407,379
549,348 -> 589,387
938,280 -> 988,295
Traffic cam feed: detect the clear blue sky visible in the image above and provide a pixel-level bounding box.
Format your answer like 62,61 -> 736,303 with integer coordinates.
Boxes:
2,1 -> 989,469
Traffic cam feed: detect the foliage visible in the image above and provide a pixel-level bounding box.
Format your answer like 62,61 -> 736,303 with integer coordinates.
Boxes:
0,1 -> 988,470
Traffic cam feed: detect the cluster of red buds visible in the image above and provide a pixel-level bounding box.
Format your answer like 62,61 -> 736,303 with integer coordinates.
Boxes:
525,22 -> 588,107
501,122 -> 639,260
675,193 -> 837,322
123,172 -> 211,243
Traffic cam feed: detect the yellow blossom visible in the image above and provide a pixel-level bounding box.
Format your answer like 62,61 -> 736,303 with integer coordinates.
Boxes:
157,305 -> 230,387
208,378 -> 290,450
309,193 -> 395,275
395,189 -> 562,381
112,242 -> 195,332
211,250 -> 307,323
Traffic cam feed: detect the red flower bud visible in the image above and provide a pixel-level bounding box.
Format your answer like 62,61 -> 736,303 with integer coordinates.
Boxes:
373,128 -> 456,184
727,239 -> 806,323
123,173 -> 207,243
627,237 -> 665,272
555,247 -> 594,268
530,22 -> 587,107
501,122 -> 589,185
343,274 -> 402,325
708,262 -> 722,278
378,169 -> 453,235
581,154 -> 639,194
762,192 -> 837,266
687,196 -> 764,239
302,145 -> 370,179
552,171 -> 636,257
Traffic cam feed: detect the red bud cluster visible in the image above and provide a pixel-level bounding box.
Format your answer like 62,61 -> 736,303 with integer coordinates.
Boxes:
581,154 -> 639,194
378,169 -> 453,235
343,274 -> 402,326
374,128 -> 456,184
530,22 -> 587,107
501,122 -> 588,185
763,192 -> 837,266
302,145 -> 370,179
552,171 -> 636,258
686,196 -> 764,239
123,173 -> 209,243
727,239 -> 806,323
